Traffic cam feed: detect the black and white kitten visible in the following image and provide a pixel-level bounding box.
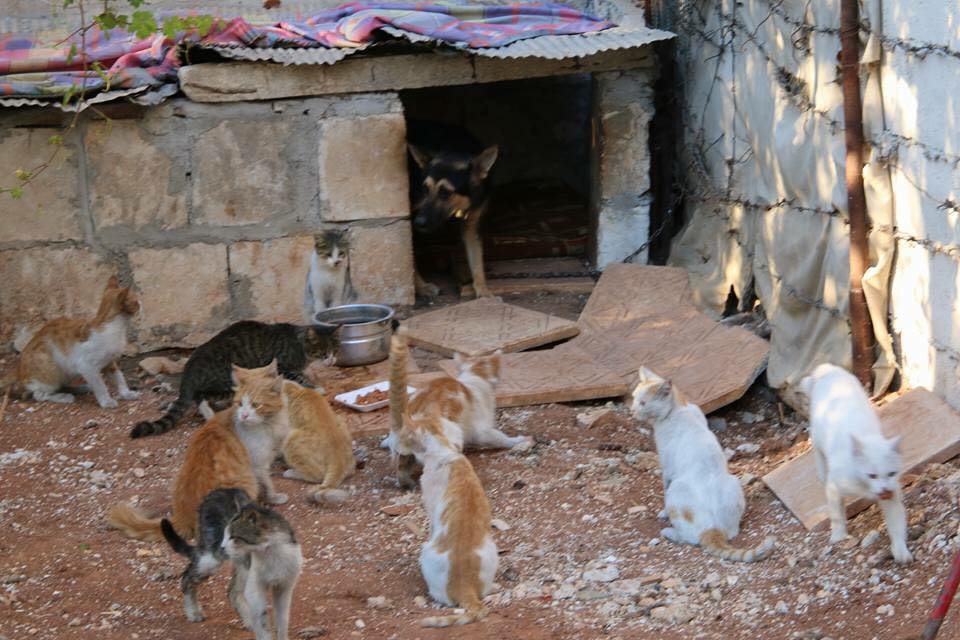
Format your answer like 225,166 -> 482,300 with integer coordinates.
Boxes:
161,488 -> 302,640
304,230 -> 354,322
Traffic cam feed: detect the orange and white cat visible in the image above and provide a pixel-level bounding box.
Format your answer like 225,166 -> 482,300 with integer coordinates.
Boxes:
1,276 -> 139,408
280,379 -> 355,503
108,363 -> 288,541
631,367 -> 775,562
383,326 -> 531,487
391,370 -> 498,626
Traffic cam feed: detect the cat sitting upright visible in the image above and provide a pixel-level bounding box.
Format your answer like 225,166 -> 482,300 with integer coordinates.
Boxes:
161,488 -> 302,640
631,367 -> 775,562
801,363 -> 913,563
1,276 -> 139,408
303,229 -> 354,321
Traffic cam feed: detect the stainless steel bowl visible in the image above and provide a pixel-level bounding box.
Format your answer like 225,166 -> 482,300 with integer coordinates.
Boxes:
314,304 -> 395,367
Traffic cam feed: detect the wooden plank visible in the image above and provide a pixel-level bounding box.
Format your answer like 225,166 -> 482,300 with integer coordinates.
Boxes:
486,258 -> 592,278
404,297 -> 580,358
578,263 -> 693,329
437,348 -> 629,408
763,388 -> 960,531
560,306 -> 769,414
461,277 -> 596,297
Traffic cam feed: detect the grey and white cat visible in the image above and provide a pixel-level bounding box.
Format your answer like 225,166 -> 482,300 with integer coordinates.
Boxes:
304,230 -> 354,322
801,363 -> 912,563
161,488 -> 303,640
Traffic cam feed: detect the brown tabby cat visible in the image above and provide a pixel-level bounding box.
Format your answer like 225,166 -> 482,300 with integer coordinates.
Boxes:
1,276 -> 139,408
280,379 -> 355,503
108,363 -> 287,541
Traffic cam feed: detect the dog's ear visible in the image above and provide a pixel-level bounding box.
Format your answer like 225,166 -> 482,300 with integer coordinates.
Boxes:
409,145 -> 432,170
472,145 -> 499,180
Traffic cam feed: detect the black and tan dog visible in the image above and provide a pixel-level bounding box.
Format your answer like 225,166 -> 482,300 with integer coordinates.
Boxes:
407,127 -> 498,298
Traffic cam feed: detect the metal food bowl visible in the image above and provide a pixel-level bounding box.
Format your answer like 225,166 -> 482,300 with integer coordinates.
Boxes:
314,303 -> 395,367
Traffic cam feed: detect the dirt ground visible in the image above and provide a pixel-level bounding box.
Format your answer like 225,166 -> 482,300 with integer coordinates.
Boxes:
2,291 -> 959,640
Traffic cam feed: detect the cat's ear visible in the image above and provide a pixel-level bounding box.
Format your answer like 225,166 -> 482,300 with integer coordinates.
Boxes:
265,358 -> 279,377
472,145 -> 499,180
654,380 -> 673,399
637,367 -> 652,382
850,433 -> 863,456
409,145 -> 432,170
453,352 -> 464,364
889,435 -> 903,453
105,275 -> 119,290
231,364 -> 245,387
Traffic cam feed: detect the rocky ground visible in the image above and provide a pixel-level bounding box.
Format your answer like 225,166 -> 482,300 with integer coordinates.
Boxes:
1,291 -> 958,640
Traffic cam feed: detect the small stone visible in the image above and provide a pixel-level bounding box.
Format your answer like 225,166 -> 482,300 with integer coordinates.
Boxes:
139,356 -> 185,376
701,572 -> 721,589
627,505 -> 647,515
354,619 -> 365,630
413,596 -> 428,607
83,419 -> 99,429
583,566 -> 620,583
876,604 -> 894,616
860,530 -> 881,549
661,577 -> 683,590
89,470 -> 112,487
132,467 -> 146,478
740,411 -> 762,424
68,618 -> 82,627
726,575 -> 739,587
366,596 -> 390,609
736,443 -> 760,455
650,604 -> 694,624
577,588 -> 610,601
0,574 -> 26,584
298,627 -> 327,639
797,593 -> 812,606
379,503 -> 415,517
775,600 -> 789,614
491,518 -> 511,531
626,451 -> 660,471
576,408 -> 613,429
707,417 -> 727,432
553,583 -> 577,600
739,473 -> 755,487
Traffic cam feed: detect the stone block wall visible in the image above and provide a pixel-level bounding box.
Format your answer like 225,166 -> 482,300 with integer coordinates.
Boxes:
0,93 -> 415,352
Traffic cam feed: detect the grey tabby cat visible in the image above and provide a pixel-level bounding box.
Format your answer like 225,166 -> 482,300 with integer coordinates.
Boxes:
161,488 -> 302,640
131,320 -> 339,439
304,229 -> 354,322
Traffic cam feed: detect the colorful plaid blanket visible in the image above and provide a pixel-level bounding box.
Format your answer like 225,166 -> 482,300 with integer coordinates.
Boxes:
0,2 -> 613,102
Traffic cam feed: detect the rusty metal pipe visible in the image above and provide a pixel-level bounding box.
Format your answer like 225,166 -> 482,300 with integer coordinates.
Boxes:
840,0 -> 875,389
921,547 -> 960,639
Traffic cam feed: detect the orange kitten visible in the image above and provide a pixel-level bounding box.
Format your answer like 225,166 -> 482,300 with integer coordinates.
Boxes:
394,411 -> 497,627
384,326 -> 531,488
108,363 -> 287,541
280,379 -> 355,503
1,276 -> 139,408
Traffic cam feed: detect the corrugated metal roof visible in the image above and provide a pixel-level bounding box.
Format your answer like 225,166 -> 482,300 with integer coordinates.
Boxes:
0,86 -> 149,111
200,25 -> 673,66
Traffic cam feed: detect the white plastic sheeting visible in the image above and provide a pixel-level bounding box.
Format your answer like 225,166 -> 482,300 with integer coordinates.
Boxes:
670,0 -> 959,406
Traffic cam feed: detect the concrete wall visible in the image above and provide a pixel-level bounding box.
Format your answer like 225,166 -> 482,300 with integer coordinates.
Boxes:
0,93 -> 415,351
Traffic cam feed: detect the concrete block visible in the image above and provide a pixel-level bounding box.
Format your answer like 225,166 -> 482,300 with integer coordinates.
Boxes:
349,222 -> 415,305
597,101 -> 651,199
319,113 -> 409,222
0,128 -> 83,243
85,120 -> 187,230
129,242 -> 230,348
0,246 -> 114,346
229,235 -> 314,323
596,199 -> 651,267
191,119 -> 296,227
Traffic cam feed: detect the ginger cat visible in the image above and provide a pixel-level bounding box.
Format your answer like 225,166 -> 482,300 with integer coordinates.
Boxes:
383,325 -> 531,488
280,379 -> 355,503
631,367 -> 775,562
801,363 -> 912,563
108,362 -> 288,541
393,398 -> 497,627
1,276 -> 139,408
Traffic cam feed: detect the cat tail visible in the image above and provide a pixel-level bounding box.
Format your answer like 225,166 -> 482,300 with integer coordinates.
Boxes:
106,502 -> 164,542
420,595 -> 488,628
130,388 -> 194,439
699,528 -> 776,563
388,324 -> 410,435
160,518 -> 193,557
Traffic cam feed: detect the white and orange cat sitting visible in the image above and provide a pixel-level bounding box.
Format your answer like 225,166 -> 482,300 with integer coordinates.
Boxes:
388,329 -> 498,627
1,276 -> 140,408
109,362 -> 289,542
382,326 -> 532,488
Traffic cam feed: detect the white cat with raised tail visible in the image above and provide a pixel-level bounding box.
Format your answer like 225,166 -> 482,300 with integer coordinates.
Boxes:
801,363 -> 913,563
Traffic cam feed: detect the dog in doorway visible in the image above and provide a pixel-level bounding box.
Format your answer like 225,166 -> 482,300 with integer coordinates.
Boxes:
407,122 -> 498,298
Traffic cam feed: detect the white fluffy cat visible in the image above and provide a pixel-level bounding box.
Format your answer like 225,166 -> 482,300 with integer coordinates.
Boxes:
800,363 -> 912,563
303,230 -> 353,322
631,367 -> 775,562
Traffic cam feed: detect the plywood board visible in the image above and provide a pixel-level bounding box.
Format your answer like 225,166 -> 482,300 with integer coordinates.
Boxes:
763,388 -> 960,531
578,263 -> 693,329
560,306 -> 769,413
404,297 -> 580,358
437,348 -> 629,408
